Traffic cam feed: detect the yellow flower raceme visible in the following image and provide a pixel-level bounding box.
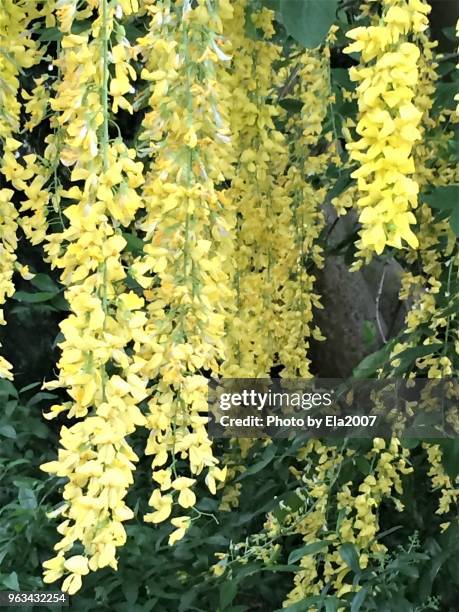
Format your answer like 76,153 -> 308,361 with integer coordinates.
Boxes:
0,0 -> 42,140
219,0 -> 288,378
385,28 -> 458,381
424,443 -> 459,516
22,76 -> 50,131
0,188 -> 17,380
0,0 -> 48,378
277,48 -> 332,377
134,0 -> 236,541
284,438 -> 412,606
41,1 -> 148,593
344,0 -> 431,256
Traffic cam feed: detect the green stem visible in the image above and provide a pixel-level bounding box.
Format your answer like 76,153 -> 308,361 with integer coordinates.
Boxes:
99,0 -> 110,403
442,258 -> 455,357
101,0 -> 110,171
437,51 -> 459,64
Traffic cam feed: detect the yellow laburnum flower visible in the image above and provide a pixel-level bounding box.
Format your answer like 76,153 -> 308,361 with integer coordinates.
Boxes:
63,555 -> 89,576
145,490 -> 173,523
61,574 -> 83,596
168,516 -> 191,546
43,555 -> 66,584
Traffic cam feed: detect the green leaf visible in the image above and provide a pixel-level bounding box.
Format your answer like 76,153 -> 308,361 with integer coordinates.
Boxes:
396,563 -> 419,578
350,587 -> 368,612
388,596 -> 414,612
279,596 -> 322,611
279,98 -> 303,113
2,572 -> 19,591
339,543 -> 360,574
18,488 -> 37,509
375,525 -> 403,541
439,438 -> 459,480
331,68 -> 353,90
279,0 -> 339,48
122,581 -> 139,606
244,2 -> 261,39
38,27 -> 62,42
362,320 -> 376,346
424,186 -> 459,211
391,343 -> 443,372
12,291 -> 57,303
0,380 -> 19,398
288,540 -> 331,564
401,438 -> 420,449
450,207 -> 459,236
29,273 -> 59,293
352,339 -> 397,378
26,392 -> 58,407
123,232 -> 145,255
0,547 -> 9,566
124,23 -> 144,42
354,456 -> 371,476
442,26 -> 458,41
219,580 -> 237,609
50,294 -> 69,311
326,170 -> 353,205
179,588 -> 198,612
0,424 -> 16,439
325,597 -> 339,612
419,552 -> 448,600
263,0 -> 280,10
447,555 -> 459,586
5,399 -> 17,416
19,381 -> 41,394
71,19 -> 92,34
264,564 -> 300,573
236,445 -> 276,480
434,82 -> 458,112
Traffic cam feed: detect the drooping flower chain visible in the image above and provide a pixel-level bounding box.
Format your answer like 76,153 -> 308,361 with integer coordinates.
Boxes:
344,0 -> 431,256
41,0 -> 150,593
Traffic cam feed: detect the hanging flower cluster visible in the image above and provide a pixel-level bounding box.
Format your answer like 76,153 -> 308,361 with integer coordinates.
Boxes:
213,438 -> 414,605
130,0 -> 235,537
218,2 -> 326,379
344,0 -> 431,256
285,437 -> 413,604
277,46 -> 335,377
218,1 -> 288,378
0,188 -> 17,380
382,22 -> 459,381
40,1 -> 150,593
0,0 -> 47,378
423,443 -> 459,524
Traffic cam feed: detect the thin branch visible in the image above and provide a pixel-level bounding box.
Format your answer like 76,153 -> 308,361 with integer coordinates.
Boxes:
436,52 -> 459,64
376,265 -> 387,344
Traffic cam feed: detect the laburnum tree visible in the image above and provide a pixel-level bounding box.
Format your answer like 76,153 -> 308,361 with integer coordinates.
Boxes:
0,0 -> 458,608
